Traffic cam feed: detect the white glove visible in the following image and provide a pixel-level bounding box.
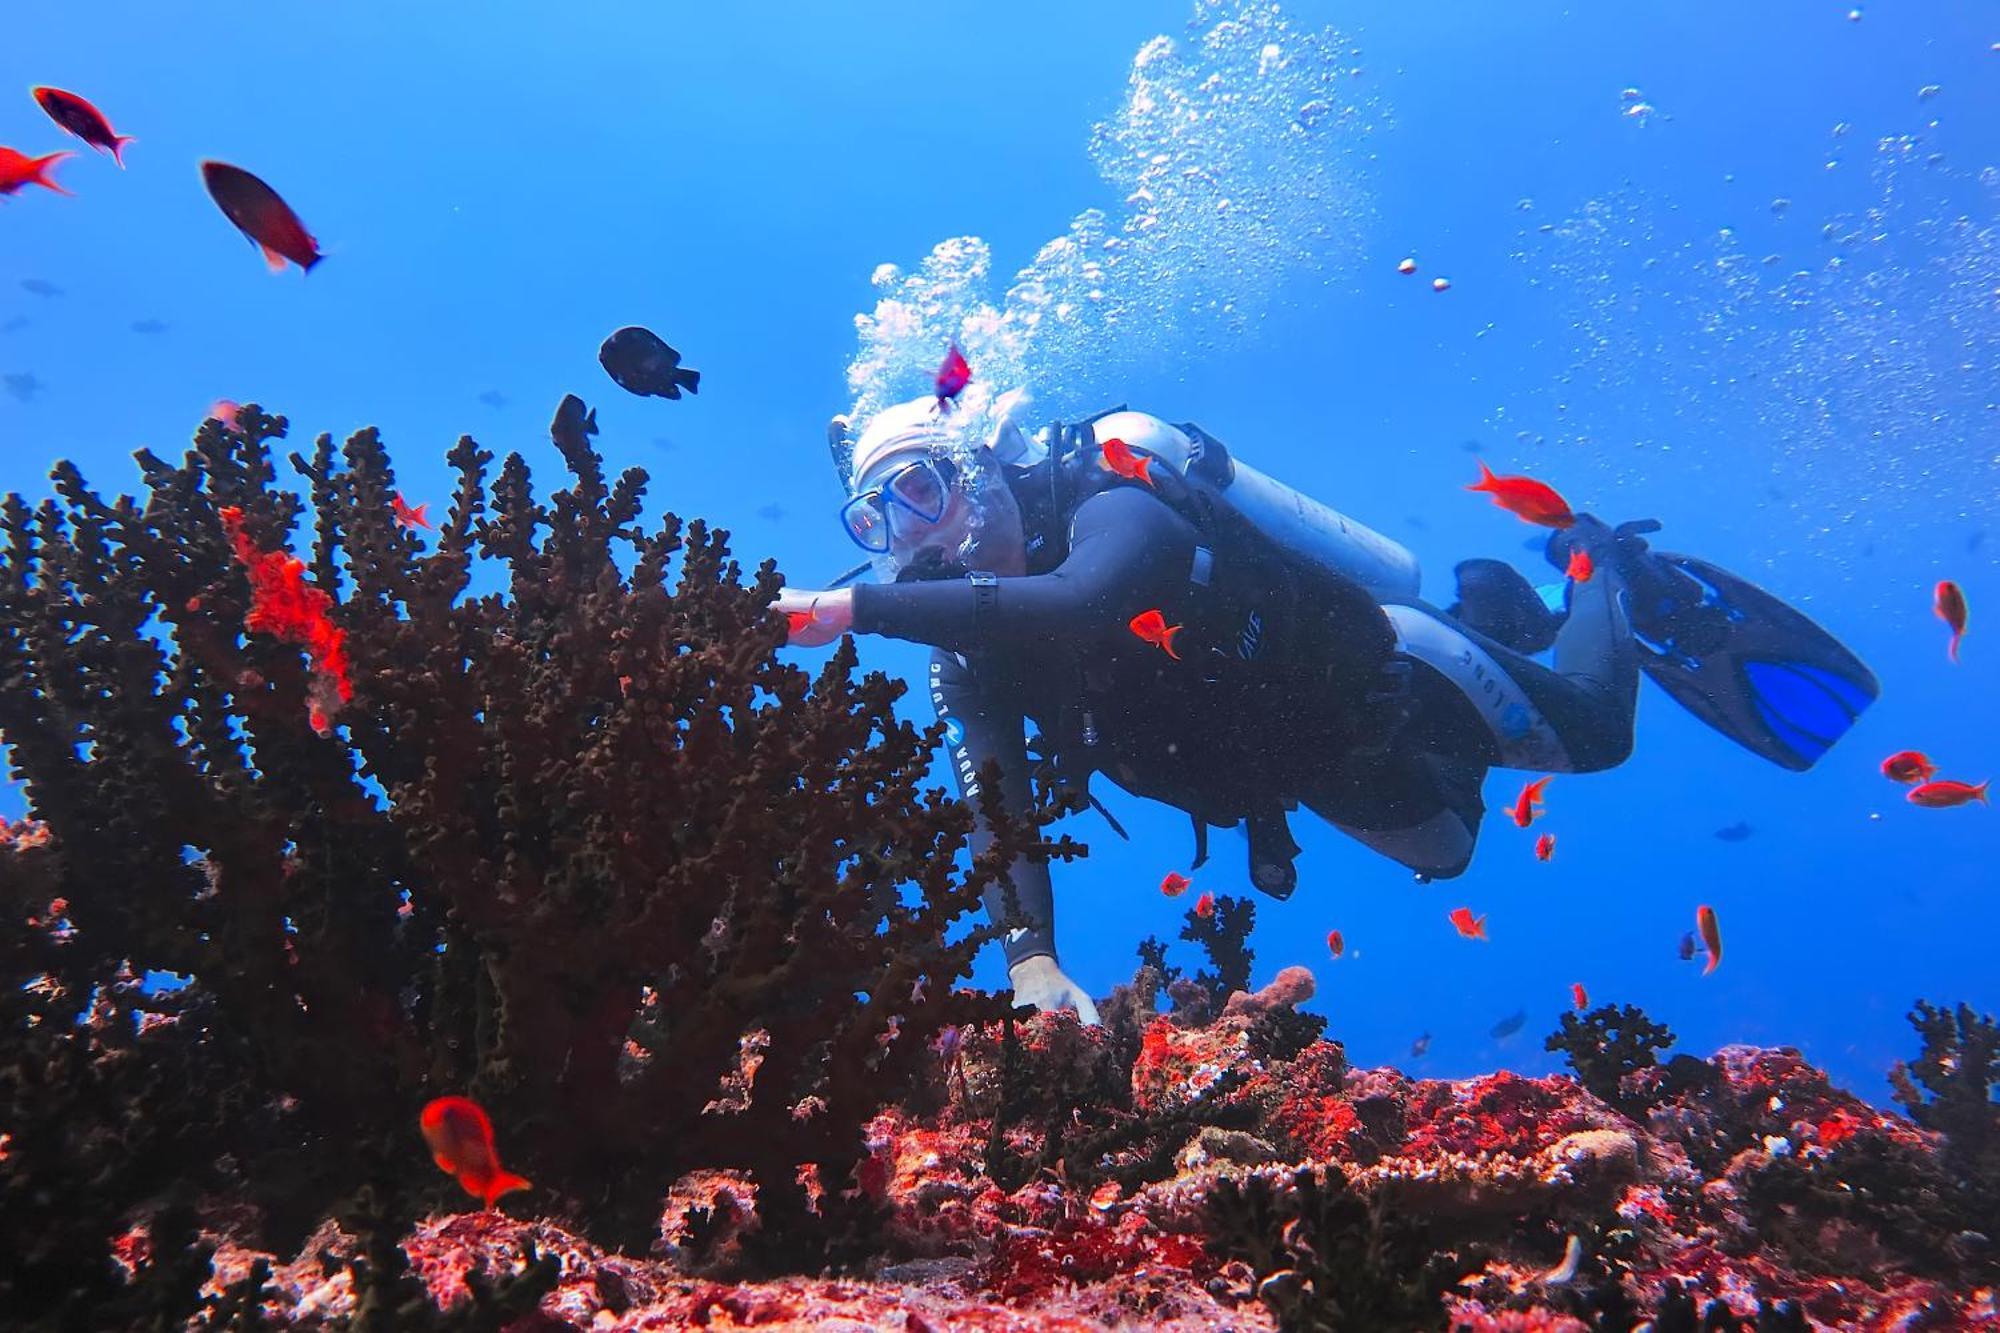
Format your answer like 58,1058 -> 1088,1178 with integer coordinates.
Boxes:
1008,954 -> 1101,1026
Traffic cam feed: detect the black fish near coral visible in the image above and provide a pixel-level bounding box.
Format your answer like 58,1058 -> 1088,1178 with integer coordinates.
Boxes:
599,325 -> 701,399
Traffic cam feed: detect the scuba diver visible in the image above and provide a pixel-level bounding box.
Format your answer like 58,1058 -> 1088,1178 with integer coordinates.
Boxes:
772,398 -> 1877,1023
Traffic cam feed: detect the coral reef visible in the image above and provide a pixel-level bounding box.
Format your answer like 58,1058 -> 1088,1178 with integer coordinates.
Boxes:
0,398 -> 1064,1324
2,401 -> 1996,1330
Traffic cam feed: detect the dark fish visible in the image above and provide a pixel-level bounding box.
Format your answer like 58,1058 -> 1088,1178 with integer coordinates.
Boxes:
1460,439 -> 1485,453
20,279 -> 62,298
650,436 -> 675,452
1712,820 -> 1754,842
130,318 -> 167,335
1677,931 -> 1697,962
477,389 -> 508,408
1967,530 -> 1986,554
1,316 -> 27,333
1409,1032 -> 1432,1058
200,160 -> 322,273
1405,514 -> 1428,531
1524,534 -> 1550,554
599,326 -> 700,400
4,371 -> 44,402
31,87 -> 134,166
756,503 -> 786,522
1489,1009 -> 1527,1039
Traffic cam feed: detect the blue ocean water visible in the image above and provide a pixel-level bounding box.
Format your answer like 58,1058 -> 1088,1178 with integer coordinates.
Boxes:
3,1 -> 1994,1104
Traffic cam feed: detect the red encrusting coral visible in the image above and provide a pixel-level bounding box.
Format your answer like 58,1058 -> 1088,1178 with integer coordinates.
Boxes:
218,502 -> 353,735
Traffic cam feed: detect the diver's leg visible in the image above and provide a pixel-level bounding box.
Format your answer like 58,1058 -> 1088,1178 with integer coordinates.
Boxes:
1382,557 -> 1638,774
1301,751 -> 1484,880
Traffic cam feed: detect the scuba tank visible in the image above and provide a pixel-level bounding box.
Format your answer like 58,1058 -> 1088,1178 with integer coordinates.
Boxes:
1083,410 -> 1422,602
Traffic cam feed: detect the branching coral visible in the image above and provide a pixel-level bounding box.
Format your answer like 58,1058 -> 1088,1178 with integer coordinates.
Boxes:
1889,999 -> 2000,1190
1544,1004 -> 1676,1111
1204,1162 -> 1474,1332
0,395 -> 1064,1323
1180,892 -> 1255,1010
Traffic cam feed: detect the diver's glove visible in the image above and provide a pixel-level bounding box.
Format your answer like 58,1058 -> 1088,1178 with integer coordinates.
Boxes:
1008,954 -> 1102,1026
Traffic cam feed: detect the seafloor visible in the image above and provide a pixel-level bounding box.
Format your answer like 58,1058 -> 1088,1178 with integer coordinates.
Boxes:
191,972 -> 2000,1330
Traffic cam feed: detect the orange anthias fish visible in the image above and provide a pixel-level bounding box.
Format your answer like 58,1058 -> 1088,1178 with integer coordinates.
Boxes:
1534,832 -> 1556,862
1326,929 -> 1344,959
1934,580 -> 1967,662
31,87 -> 134,166
419,1095 -> 530,1209
200,160 -> 322,272
1565,548 -> 1594,583
0,147 -> 73,197
1465,461 -> 1575,529
1509,775 -> 1553,828
1880,750 -> 1937,784
1696,904 -> 1722,976
208,399 -> 244,431
1571,982 -> 1588,1010
1448,906 -> 1487,940
1098,437 -> 1156,488
391,493 -> 432,531
1194,891 -> 1216,919
933,343 -> 971,411
1128,608 -> 1182,660
1907,779 -> 1990,809
1160,870 -> 1192,898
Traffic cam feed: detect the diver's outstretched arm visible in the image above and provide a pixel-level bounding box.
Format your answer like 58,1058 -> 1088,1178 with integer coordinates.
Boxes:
853,488 -> 1198,654
928,647 -> 1056,967
930,647 -> 1102,1024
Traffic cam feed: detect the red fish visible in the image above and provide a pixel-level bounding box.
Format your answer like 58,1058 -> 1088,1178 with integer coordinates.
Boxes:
1535,832 -> 1556,862
200,160 -> 322,273
1326,929 -> 1344,959
1465,461 -> 1575,529
1128,608 -> 1182,660
1509,775 -> 1552,828
30,87 -> 134,167
419,1095 -> 530,1209
1098,437 -> 1156,488
1194,891 -> 1215,919
391,493 -> 432,531
933,343 -> 970,411
1906,779 -> 1989,809
1880,750 -> 1937,784
1934,580 -> 1967,662
1696,904 -> 1721,976
1565,548 -> 1594,583
219,505 -> 352,735
0,146 -> 73,197
1571,982 -> 1588,1010
1160,870 -> 1192,898
208,399 -> 244,431
1448,906 -> 1487,940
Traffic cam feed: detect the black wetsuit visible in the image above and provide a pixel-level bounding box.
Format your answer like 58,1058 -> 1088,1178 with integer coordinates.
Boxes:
852,463 -> 1639,968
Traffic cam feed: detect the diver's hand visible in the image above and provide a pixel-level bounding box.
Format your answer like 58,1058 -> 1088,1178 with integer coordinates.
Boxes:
773,586 -> 854,647
1008,955 -> 1101,1026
